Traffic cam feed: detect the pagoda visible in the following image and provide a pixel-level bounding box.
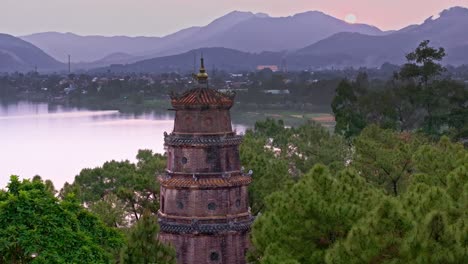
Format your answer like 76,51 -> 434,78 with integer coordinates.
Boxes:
158,57 -> 253,263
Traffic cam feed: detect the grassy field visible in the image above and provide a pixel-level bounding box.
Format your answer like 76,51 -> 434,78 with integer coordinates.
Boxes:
231,109 -> 335,129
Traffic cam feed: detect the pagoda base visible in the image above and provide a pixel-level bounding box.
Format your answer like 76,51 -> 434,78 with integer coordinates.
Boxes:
159,231 -> 250,264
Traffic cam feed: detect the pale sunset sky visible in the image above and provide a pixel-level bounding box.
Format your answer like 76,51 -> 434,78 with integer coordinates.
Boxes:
2,0 -> 468,36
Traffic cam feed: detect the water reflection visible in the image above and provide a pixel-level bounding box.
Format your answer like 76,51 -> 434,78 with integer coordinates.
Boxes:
0,101 -> 247,189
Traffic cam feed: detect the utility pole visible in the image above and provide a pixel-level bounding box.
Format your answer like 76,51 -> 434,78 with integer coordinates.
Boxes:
68,54 -> 71,74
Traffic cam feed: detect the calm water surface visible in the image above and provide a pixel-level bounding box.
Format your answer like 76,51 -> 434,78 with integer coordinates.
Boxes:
0,101 -> 247,189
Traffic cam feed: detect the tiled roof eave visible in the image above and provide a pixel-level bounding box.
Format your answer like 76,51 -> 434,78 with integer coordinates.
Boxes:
159,176 -> 252,189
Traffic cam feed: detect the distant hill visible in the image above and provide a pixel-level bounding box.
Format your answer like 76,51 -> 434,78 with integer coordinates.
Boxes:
142,10 -> 384,58
0,33 -> 64,72
138,11 -> 262,58
97,47 -> 285,73
98,6 -> 468,73
21,32 -> 162,63
73,52 -> 145,69
18,6 -> 468,71
295,6 -> 468,67
22,10 -> 383,64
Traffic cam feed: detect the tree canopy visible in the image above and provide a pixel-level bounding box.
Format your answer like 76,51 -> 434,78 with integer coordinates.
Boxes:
120,211 -> 175,264
0,176 -> 124,263
249,127 -> 468,263
332,40 -> 468,140
61,149 -> 165,225
240,119 -> 348,214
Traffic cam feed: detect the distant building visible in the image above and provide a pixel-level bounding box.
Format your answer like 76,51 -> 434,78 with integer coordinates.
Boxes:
256,65 -> 279,72
230,73 -> 243,78
263,89 -> 290,95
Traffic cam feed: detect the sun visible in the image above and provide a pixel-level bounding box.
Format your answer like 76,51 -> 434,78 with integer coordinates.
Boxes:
344,13 -> 357,24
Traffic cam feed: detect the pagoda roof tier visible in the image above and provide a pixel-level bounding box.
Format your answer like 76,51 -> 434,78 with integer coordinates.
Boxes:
159,174 -> 252,189
170,88 -> 235,109
158,214 -> 254,235
164,133 -> 243,147
158,211 -> 251,224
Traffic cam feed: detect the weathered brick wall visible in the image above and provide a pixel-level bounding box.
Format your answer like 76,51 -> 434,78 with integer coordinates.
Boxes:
160,186 -> 249,218
159,232 -> 250,264
174,109 -> 232,134
167,146 -> 241,173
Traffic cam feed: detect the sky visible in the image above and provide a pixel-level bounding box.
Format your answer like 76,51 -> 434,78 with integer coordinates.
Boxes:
2,0 -> 468,37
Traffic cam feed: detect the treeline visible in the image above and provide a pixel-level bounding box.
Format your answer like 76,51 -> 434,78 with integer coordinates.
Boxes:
0,151 -> 176,263
245,121 -> 467,263
333,40 -> 468,141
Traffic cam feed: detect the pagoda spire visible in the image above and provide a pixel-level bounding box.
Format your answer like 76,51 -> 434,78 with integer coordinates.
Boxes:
196,54 -> 208,85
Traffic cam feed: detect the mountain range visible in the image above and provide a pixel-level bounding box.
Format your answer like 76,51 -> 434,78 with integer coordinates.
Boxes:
20,10 -> 384,64
1,6 -> 468,73
0,33 -> 63,72
295,7 -> 468,67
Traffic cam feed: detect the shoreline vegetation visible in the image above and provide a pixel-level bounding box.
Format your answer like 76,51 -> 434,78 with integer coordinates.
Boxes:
4,93 -> 335,128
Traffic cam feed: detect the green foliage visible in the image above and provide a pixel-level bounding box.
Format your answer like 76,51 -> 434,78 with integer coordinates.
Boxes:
399,40 -> 446,85
332,79 -> 367,138
352,125 -> 422,196
62,150 -> 165,224
241,119 -> 348,214
331,41 -> 468,139
412,136 -> 468,186
240,130 -> 292,214
251,132 -> 468,263
326,198 -> 413,264
120,211 -> 175,264
0,176 -> 124,263
249,166 -> 382,263
89,193 -> 128,227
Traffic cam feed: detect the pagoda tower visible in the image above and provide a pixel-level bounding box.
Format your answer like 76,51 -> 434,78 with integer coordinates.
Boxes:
158,58 -> 253,264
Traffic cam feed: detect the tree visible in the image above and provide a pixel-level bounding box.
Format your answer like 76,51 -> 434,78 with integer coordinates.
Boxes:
62,150 -> 165,224
332,79 -> 367,138
240,119 -> 348,214
325,198 -> 412,264
288,121 -> 349,174
331,41 -> 467,139
249,166 -> 382,263
0,176 -> 124,263
326,136 -> 467,263
89,193 -> 128,228
412,136 -> 468,186
240,130 -> 292,214
352,125 -> 423,196
120,211 -> 175,264
399,40 -> 446,85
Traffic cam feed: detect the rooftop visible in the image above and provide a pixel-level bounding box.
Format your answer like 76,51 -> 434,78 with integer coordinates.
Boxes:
170,87 -> 235,108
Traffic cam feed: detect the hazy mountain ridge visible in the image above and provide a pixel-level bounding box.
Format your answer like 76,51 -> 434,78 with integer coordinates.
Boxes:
21,10 -> 384,64
97,47 -> 285,73
296,6 -> 468,67
0,33 -> 63,72
21,32 -> 162,63
137,11 -> 261,58
7,6 -> 468,72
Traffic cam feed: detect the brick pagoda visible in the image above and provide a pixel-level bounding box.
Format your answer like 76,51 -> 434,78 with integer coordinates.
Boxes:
158,58 -> 253,264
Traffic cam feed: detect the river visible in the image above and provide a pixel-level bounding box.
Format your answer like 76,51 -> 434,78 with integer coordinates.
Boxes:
0,101 -> 247,189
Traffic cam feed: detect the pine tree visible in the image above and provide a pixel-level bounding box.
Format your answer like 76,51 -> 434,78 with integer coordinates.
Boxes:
325,198 -> 412,264
249,165 -> 382,263
120,211 -> 175,264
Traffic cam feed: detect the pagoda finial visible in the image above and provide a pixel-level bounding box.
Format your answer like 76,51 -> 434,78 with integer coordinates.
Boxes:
196,53 -> 208,85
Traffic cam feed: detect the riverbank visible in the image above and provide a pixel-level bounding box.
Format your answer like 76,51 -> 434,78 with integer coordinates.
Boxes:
8,92 -> 335,128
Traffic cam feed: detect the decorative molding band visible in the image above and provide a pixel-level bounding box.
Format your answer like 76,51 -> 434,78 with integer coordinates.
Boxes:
159,217 -> 254,235
164,134 -> 243,147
